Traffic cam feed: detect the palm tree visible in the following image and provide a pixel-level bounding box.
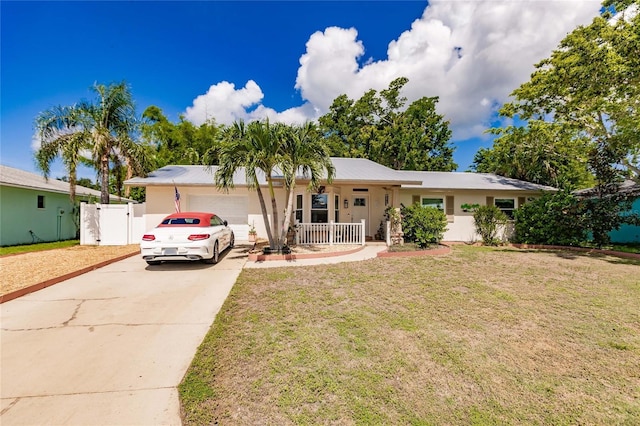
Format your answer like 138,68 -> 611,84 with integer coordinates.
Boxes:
279,122 -> 335,244
35,81 -> 143,203
212,120 -> 282,249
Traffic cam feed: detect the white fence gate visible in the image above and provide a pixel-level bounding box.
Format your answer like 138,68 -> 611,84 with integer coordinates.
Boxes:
80,203 -> 146,245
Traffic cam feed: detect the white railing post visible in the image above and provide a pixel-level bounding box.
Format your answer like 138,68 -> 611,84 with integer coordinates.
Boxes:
386,221 -> 391,247
360,219 -> 366,245
329,221 -> 334,246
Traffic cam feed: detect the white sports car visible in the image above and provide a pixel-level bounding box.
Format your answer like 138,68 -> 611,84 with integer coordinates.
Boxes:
140,212 -> 234,265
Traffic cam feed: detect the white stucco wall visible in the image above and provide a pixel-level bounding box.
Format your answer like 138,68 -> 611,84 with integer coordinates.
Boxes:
143,185 -> 287,240
398,189 -> 537,242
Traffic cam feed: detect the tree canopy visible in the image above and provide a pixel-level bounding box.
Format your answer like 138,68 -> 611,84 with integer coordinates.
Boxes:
141,106 -> 223,168
35,81 -> 152,203
498,6 -> 640,184
473,121 -> 594,189
319,77 -> 456,171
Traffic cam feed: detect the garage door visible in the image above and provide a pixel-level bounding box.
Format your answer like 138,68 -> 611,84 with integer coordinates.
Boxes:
189,195 -> 249,239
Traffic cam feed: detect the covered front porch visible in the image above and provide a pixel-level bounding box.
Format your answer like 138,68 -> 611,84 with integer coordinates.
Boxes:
290,183 -> 403,246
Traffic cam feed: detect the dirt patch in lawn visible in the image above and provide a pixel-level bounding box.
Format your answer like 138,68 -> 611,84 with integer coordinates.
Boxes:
1,245 -> 139,296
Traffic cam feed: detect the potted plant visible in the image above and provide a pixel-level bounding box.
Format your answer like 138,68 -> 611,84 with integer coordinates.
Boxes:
248,224 -> 257,242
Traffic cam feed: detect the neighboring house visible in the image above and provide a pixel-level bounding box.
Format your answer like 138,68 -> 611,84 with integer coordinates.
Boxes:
575,180 -> 640,243
0,165 -> 133,246
125,158 -> 555,243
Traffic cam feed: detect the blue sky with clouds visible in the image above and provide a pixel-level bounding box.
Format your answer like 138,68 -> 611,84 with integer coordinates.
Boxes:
1,1 -> 601,181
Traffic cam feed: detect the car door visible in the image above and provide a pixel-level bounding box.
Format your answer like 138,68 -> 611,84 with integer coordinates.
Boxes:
211,215 -> 229,249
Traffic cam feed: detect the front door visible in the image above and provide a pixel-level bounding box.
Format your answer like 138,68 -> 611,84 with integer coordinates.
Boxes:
352,196 -> 369,237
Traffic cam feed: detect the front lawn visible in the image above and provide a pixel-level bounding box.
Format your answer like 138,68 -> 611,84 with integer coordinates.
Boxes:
0,239 -> 79,256
180,245 -> 640,425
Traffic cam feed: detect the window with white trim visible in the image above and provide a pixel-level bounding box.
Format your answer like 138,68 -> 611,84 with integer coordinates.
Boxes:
37,195 -> 45,209
295,194 -> 303,223
334,195 -> 340,222
311,194 -> 328,223
495,198 -> 515,218
421,197 -> 444,210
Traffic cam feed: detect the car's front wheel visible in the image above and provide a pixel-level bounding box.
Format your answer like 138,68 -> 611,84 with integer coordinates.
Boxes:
204,241 -> 219,264
229,232 -> 235,249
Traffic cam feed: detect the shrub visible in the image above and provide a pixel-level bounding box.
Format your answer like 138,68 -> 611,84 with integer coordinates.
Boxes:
473,205 -> 508,246
401,204 -> 448,248
513,190 -> 587,246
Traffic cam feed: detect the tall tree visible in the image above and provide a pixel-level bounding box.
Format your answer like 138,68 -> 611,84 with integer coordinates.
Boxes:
35,81 -> 146,203
319,77 -> 456,171
498,7 -> 640,183
493,2 -> 640,245
279,122 -> 335,244
212,120 -> 282,249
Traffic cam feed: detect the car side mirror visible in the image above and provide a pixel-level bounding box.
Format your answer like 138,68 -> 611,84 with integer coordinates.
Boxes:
223,220 -> 228,226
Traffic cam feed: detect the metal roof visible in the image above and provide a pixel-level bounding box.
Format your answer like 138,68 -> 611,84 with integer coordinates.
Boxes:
1,164 -> 136,202
124,158 -> 556,192
126,158 -> 421,187
574,179 -> 640,197
125,165 -> 265,186
398,171 -> 557,191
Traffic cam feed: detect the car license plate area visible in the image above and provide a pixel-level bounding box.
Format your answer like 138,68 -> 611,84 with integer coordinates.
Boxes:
163,248 -> 178,255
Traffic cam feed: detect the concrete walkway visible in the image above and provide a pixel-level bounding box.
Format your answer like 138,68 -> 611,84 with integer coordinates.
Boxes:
244,243 -> 387,268
0,247 -> 247,426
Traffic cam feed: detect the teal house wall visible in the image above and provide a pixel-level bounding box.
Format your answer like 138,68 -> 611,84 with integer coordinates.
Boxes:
0,185 -> 77,246
610,197 -> 640,243
1,164 -> 135,247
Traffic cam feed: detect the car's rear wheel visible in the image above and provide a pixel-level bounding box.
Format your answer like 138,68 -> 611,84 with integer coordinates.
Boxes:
204,241 -> 219,264
146,260 -> 161,266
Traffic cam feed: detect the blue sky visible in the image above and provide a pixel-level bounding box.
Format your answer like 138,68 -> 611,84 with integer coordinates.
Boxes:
1,1 -> 600,181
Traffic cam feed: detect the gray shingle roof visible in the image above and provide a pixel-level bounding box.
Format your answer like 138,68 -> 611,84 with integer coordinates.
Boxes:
398,171 -> 557,191
1,164 -> 136,202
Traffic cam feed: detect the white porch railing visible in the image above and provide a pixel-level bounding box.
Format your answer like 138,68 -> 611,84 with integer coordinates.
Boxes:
296,220 -> 366,246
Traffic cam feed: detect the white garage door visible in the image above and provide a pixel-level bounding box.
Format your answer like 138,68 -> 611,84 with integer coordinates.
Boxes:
189,195 -> 249,239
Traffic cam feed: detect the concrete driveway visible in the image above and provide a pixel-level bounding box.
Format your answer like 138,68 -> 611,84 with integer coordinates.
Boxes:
1,246 -> 248,425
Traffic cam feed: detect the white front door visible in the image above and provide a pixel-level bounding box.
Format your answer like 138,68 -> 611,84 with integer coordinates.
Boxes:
352,196 -> 369,236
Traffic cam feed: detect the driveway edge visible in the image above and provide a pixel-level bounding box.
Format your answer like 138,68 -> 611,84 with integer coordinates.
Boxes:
0,251 -> 140,304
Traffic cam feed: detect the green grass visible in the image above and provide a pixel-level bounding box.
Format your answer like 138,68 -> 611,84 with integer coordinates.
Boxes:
180,245 -> 640,425
0,239 -> 79,256
603,243 -> 640,254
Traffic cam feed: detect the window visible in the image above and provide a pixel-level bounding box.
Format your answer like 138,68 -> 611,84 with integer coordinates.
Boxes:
295,194 -> 303,223
37,195 -> 45,209
311,194 -> 328,223
354,197 -> 366,207
422,198 -> 444,210
334,195 -> 339,222
495,198 -> 515,218
210,216 -> 224,226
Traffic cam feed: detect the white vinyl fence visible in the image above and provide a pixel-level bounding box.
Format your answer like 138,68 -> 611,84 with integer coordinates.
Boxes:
80,203 -> 146,245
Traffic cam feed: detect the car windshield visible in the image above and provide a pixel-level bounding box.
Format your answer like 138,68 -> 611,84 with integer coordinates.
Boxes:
161,217 -> 201,225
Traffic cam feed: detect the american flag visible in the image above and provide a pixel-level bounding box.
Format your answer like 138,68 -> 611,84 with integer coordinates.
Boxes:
174,185 -> 181,213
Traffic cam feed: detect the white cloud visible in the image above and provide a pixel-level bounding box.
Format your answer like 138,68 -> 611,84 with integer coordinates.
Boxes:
184,1 -> 600,140
184,80 -> 264,125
